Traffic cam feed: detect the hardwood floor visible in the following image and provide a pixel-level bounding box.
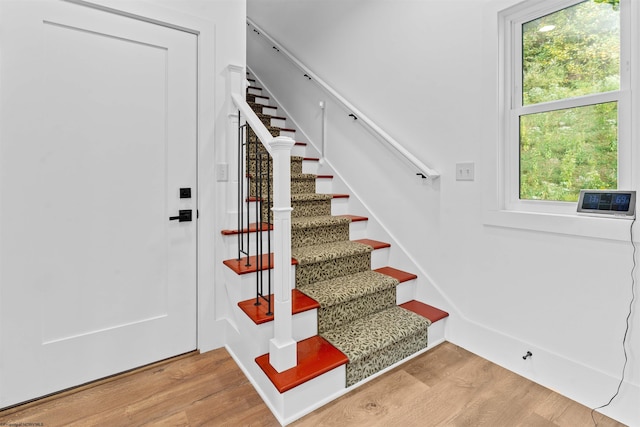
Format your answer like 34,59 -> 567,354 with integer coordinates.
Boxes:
0,342 -> 625,426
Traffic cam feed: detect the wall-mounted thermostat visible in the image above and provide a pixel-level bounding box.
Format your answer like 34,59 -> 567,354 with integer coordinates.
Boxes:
577,190 -> 636,219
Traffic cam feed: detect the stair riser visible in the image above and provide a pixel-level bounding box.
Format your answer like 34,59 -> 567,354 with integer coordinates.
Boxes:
329,196 -> 349,216
295,252 -> 371,287
225,203 -> 262,227
249,178 -> 316,198
222,232 -> 272,258
292,223 -> 350,248
302,159 -> 321,175
270,117 -> 286,128
225,269 -> 274,303
346,220 -> 368,241
261,105 -> 278,116
246,94 -> 270,106
247,87 -> 262,96
279,129 -> 296,139
291,144 -> 307,158
317,288 -> 396,334
315,178 -> 333,194
370,247 -> 391,270
292,199 -> 332,218
345,329 -> 428,387
247,158 -> 303,176
396,280 -> 416,306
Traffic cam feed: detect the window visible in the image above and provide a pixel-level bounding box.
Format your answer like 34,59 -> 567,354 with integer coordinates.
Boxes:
501,0 -> 630,214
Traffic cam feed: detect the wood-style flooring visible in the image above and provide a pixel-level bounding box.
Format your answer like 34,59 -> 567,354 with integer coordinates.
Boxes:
0,342 -> 625,426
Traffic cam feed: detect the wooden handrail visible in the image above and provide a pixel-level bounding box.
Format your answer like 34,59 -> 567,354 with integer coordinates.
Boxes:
231,93 -> 274,155
247,18 -> 440,181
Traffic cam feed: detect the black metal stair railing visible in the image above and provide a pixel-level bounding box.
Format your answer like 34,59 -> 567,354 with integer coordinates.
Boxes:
237,111 -> 272,315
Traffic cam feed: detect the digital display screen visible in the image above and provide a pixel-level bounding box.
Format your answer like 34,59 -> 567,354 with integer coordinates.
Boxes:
577,190 -> 635,218
581,192 -> 631,212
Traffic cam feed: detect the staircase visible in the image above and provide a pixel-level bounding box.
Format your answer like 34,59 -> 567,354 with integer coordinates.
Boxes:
221,74 -> 449,424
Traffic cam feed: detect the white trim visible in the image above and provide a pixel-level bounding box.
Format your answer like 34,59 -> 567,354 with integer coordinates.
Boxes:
62,0 -> 200,34
483,209 -> 635,242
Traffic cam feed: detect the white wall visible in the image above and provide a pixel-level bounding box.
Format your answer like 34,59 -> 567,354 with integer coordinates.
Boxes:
247,0 -> 639,425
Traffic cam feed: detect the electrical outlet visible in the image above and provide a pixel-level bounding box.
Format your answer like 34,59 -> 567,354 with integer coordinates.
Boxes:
456,162 -> 475,181
216,163 -> 229,182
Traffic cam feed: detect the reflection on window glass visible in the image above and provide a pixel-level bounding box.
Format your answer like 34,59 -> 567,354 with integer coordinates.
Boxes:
520,102 -> 618,201
522,0 -> 620,105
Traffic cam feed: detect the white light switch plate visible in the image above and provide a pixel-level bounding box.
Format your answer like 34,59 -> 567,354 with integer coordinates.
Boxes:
216,163 -> 229,182
456,162 -> 475,181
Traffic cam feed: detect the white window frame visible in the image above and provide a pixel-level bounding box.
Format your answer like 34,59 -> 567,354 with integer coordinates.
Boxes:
486,0 -> 638,240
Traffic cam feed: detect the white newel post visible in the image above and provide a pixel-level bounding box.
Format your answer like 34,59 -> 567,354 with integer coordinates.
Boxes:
268,135 -> 297,372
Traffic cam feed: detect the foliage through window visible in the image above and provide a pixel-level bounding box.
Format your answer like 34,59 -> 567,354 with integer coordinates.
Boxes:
509,0 -> 626,204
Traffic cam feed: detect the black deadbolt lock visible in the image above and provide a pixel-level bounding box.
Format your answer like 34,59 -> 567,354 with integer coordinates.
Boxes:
180,188 -> 192,199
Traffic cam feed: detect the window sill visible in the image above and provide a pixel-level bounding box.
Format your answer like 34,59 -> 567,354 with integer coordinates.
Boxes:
483,209 -> 634,241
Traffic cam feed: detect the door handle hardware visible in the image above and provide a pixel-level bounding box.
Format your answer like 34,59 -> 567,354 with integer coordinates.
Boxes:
169,209 -> 192,222
180,188 -> 191,199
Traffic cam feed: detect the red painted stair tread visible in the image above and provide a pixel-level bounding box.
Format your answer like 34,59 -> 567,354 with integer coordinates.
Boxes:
221,222 -> 272,235
353,238 -> 391,250
223,254 -> 299,275
375,266 -> 417,283
400,300 -> 449,323
223,254 -> 274,275
338,214 -> 368,222
255,336 -> 348,393
238,290 -> 320,325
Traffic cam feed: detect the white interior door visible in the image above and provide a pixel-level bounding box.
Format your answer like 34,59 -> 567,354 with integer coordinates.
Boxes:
0,0 -> 198,407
